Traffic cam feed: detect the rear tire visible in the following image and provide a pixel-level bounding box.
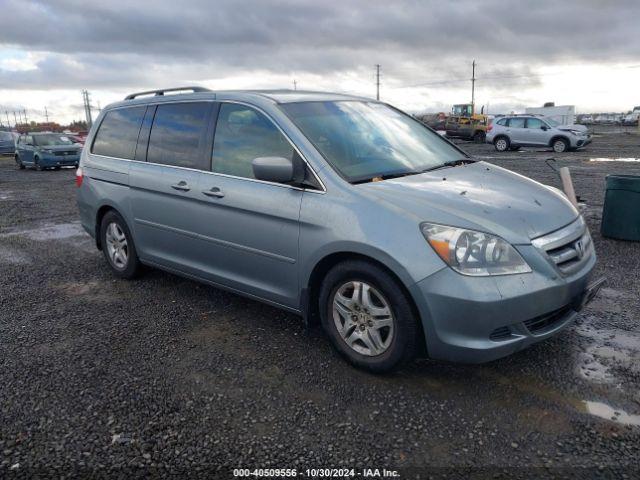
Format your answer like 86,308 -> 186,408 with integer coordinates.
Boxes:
100,210 -> 142,279
319,260 -> 420,373
494,136 -> 510,152
552,138 -> 569,153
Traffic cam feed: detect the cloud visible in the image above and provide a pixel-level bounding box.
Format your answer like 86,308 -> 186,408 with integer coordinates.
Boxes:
0,0 -> 638,119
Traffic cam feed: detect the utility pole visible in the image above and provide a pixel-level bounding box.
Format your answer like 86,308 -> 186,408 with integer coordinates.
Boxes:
82,90 -> 93,127
471,60 -> 476,114
293,79 -> 297,91
44,106 -> 49,123
375,64 -> 381,100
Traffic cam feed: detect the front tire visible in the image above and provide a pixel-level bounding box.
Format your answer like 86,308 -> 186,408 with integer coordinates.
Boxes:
15,154 -> 25,169
319,260 -> 420,373
34,156 -> 43,171
494,136 -> 510,152
552,138 -> 569,153
100,211 -> 141,279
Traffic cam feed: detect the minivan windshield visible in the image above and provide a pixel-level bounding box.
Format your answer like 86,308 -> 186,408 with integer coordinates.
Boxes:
33,134 -> 75,146
281,101 -> 468,183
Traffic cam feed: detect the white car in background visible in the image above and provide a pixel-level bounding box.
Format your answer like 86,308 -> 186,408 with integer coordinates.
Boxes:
486,115 -> 591,153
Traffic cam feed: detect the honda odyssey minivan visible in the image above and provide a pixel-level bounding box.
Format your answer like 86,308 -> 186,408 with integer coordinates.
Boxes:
76,87 -> 602,372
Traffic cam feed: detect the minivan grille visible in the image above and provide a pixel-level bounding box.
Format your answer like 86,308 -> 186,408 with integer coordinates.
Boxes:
54,150 -> 78,156
532,217 -> 592,276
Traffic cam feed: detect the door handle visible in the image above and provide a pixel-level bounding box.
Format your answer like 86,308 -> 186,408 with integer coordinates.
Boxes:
202,187 -> 225,198
171,181 -> 190,192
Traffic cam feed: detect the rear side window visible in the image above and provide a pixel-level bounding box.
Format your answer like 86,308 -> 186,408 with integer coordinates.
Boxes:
212,103 -> 293,179
92,107 -> 146,159
526,118 -> 546,129
496,118 -> 508,126
147,102 -> 212,170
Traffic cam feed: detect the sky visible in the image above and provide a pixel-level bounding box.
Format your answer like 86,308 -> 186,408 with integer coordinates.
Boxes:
0,0 -> 639,125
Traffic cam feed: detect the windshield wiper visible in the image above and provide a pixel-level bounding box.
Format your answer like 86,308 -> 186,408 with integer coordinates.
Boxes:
352,158 -> 476,184
420,158 -> 476,172
351,170 -> 420,184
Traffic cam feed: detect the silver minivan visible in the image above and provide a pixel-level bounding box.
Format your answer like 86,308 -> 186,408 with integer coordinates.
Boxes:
77,87 -> 602,372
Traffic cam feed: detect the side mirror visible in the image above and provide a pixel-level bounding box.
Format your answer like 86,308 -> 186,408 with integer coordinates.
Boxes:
541,125 -> 548,131
252,156 -> 295,183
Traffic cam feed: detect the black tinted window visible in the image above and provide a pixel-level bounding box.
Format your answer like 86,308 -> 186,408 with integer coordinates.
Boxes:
147,102 -> 211,169
212,103 -> 293,179
92,107 -> 145,159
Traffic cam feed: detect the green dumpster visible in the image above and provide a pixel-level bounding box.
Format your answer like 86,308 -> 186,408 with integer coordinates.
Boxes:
601,174 -> 640,241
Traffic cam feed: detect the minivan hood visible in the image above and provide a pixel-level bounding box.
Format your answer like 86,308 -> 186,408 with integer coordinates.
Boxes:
358,162 -> 579,244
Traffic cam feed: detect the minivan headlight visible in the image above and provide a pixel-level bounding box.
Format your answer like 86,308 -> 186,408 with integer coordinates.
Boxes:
420,223 -> 531,276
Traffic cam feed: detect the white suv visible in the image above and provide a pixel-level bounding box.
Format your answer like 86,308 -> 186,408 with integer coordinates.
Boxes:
486,115 -> 591,153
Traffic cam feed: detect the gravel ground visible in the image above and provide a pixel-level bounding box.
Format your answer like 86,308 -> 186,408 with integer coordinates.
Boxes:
1,131 -> 639,478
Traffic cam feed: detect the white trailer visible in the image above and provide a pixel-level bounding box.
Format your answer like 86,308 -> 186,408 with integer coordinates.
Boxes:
525,105 -> 576,125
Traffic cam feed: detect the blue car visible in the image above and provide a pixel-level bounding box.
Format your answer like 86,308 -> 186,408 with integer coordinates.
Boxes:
0,131 -> 16,155
76,87 -> 602,372
15,133 -> 82,170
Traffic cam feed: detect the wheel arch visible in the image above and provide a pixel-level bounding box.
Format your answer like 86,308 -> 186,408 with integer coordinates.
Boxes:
549,135 -> 570,147
94,203 -> 125,250
302,251 -> 426,354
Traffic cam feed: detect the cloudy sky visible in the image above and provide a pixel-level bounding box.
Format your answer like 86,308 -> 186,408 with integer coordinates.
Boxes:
1,0 -> 639,125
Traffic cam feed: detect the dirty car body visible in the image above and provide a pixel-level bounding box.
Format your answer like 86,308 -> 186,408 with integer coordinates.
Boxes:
77,89 -> 599,369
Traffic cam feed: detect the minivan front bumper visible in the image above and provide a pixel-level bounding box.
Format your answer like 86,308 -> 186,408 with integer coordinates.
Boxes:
39,152 -> 81,167
409,249 -> 598,363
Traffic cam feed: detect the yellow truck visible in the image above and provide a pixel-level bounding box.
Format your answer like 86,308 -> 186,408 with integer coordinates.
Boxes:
444,104 -> 488,143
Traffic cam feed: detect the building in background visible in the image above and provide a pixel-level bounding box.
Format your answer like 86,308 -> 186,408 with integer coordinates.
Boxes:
525,103 -> 576,125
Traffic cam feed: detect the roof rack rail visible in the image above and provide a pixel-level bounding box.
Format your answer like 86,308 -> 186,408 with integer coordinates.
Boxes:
124,86 -> 211,100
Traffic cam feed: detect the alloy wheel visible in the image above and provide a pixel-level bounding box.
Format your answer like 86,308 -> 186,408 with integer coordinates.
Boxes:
332,281 -> 395,356
105,222 -> 129,269
553,140 -> 567,153
496,139 -> 508,151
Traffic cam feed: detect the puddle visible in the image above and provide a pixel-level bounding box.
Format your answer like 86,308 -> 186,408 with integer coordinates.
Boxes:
575,319 -> 640,384
0,222 -> 85,241
582,401 -> 640,426
589,157 -> 640,162
0,246 -> 31,265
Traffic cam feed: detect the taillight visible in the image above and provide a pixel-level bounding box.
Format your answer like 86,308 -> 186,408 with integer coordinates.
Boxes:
75,167 -> 84,187
487,124 -> 493,132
